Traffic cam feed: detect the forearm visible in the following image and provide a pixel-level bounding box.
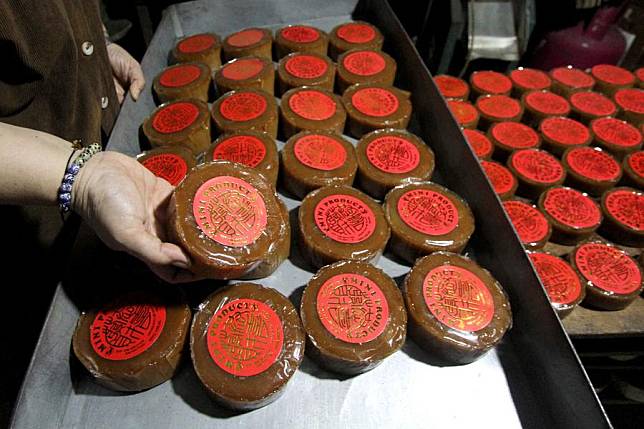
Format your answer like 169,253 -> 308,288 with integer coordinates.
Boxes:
0,122 -> 74,206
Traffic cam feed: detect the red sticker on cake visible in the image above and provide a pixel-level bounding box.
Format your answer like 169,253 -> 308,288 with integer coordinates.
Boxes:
285,55 -> 328,79
212,135 -> 267,168
605,189 -> 644,231
510,68 -> 551,90
592,117 -> 642,148
591,65 -> 635,86
423,265 -> 495,332
152,102 -> 200,134
227,29 -> 264,47
566,147 -> 620,182
503,200 -> 549,245
314,194 -> 376,243
178,34 -> 215,53
542,187 -> 601,229
570,91 -> 616,116
221,58 -> 264,81
447,100 -> 479,125
525,91 -> 570,115
540,117 -> 590,146
219,92 -> 267,122
435,75 -> 469,99
159,64 -> 201,88
280,25 -> 320,43
366,136 -> 420,174
206,298 -> 283,377
476,95 -> 522,119
90,295 -> 166,361
397,189 -> 458,236
511,149 -> 564,184
316,273 -> 389,344
491,122 -> 540,149
294,134 -> 347,171
288,90 -> 337,121
342,50 -> 386,76
463,129 -> 493,158
575,243 -> 642,294
528,253 -> 582,305
351,87 -> 399,117
551,67 -> 595,89
471,71 -> 512,94
636,68 -> 644,82
141,153 -> 189,186
614,88 -> 644,114
481,161 -> 516,195
193,176 -> 267,247
336,23 -> 376,44
628,151 -> 644,178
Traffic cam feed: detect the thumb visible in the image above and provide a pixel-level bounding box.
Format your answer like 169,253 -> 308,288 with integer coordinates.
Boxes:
129,64 -> 146,101
117,229 -> 190,269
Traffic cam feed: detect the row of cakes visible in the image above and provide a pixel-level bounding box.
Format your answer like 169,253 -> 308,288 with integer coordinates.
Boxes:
70,21 -> 514,412
436,65 -> 643,318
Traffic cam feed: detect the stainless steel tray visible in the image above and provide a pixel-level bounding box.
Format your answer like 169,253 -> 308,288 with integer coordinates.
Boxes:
11,1 -> 610,428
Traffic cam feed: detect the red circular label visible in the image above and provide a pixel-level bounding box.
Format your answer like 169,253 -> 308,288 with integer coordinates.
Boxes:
575,243 -> 642,294
212,135 -> 266,168
219,92 -> 267,122
511,150 -> 564,184
280,25 -> 320,43
221,58 -> 264,81
342,51 -> 386,76
540,117 -> 590,146
471,71 -> 512,94
551,67 -> 595,89
543,187 -> 601,229
423,266 -> 495,332
591,65 -> 635,86
447,100 -> 479,125
206,298 -> 283,377
351,87 -> 400,117
193,176 -> 267,247
614,88 -> 644,114
525,91 -> 570,115
397,189 -> 458,236
336,23 -> 376,44
366,136 -> 420,174
481,160 -> 516,195
178,34 -> 215,53
316,273 -> 389,344
510,68 -> 551,90
314,194 -> 376,243
227,29 -> 264,47
491,121 -> 539,149
605,189 -> 644,231
528,253 -> 582,305
90,295 -> 166,361
152,102 -> 200,134
503,200 -> 549,244
159,65 -> 201,88
294,134 -> 347,171
627,151 -> 644,178
141,153 -> 189,186
592,117 -> 642,148
570,91 -> 616,116
463,129 -> 493,158
288,90 -> 337,121
435,75 -> 469,99
285,55 -> 328,79
636,68 -> 644,82
477,95 -> 521,119
566,147 -> 620,182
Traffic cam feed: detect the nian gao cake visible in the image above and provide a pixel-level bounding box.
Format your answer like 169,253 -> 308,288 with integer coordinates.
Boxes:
137,145 -> 196,186
622,150 -> 644,188
503,199 -> 551,250
153,62 -> 211,103
336,49 -> 396,94
569,91 -> 617,124
475,94 -> 523,130
614,88 -> 644,126
343,83 -> 412,138
328,21 -> 384,60
434,74 -> 470,101
274,25 -> 328,60
590,64 -> 635,96
469,70 -> 513,99
561,146 -> 622,196
462,129 -> 493,159
509,67 -> 552,98
222,28 -> 272,61
277,52 -> 335,95
447,100 -> 479,130
279,87 -> 346,139
488,121 -> 541,160
507,149 -> 566,199
599,187 -> 644,247
481,160 -> 518,201
521,90 -> 571,127
528,251 -> 584,318
172,33 -> 222,71
590,117 -> 643,161
549,66 -> 595,97
215,56 -> 275,95
211,89 -> 278,138
538,116 -> 591,156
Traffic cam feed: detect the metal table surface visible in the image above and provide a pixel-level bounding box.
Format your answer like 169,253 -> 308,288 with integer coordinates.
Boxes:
11,1 -> 610,428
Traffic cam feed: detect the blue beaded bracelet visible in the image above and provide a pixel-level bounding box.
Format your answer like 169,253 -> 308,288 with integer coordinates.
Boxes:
58,143 -> 102,217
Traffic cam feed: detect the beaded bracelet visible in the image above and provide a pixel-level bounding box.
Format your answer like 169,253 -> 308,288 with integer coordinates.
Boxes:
58,142 -> 102,217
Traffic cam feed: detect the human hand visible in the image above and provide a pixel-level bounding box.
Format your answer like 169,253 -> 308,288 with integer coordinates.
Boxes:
107,43 -> 145,103
72,151 -> 198,283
